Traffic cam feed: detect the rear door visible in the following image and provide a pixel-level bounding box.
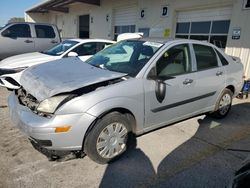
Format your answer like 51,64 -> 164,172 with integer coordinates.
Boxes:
0,23 -> 34,58
192,43 -> 226,109
33,24 -> 60,52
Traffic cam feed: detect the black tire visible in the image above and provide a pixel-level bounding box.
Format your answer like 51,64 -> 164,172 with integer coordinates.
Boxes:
210,88 -> 233,119
84,112 -> 132,164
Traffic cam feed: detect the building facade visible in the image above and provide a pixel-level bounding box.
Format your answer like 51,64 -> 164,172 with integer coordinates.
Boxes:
25,0 -> 250,78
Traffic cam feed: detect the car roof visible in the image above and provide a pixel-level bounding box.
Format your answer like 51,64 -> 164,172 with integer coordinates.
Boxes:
7,22 -> 57,26
129,37 -> 213,46
66,38 -> 115,43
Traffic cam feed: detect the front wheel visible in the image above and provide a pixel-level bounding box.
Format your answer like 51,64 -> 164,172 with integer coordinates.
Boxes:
210,88 -> 233,119
84,112 -> 132,164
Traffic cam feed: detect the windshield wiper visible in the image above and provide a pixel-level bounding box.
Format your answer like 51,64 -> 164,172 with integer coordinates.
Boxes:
90,64 -> 108,70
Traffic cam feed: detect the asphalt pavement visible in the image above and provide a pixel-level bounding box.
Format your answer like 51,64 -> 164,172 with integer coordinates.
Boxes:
0,87 -> 250,188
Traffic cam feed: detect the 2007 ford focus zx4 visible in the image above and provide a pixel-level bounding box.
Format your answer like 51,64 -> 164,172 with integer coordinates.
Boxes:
8,38 -> 244,164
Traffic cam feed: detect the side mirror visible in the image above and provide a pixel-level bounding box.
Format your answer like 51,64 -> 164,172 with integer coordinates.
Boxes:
155,78 -> 166,103
68,52 -> 78,57
147,67 -> 166,103
147,67 -> 176,103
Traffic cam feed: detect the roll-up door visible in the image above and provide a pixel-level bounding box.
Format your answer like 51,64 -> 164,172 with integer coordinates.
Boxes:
113,4 -> 137,39
114,4 -> 137,26
177,7 -> 232,22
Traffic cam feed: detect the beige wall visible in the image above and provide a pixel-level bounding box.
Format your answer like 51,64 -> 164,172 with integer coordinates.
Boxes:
226,0 -> 250,78
25,0 -> 250,78
25,12 -> 50,23
48,3 -> 96,39
137,0 -> 234,37
25,0 -> 234,39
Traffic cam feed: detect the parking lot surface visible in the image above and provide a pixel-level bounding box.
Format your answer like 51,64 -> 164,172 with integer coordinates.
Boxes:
0,87 -> 250,188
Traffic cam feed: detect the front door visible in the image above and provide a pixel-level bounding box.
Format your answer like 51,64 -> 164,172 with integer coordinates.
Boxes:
0,23 -> 34,58
144,43 -> 199,129
79,15 -> 90,39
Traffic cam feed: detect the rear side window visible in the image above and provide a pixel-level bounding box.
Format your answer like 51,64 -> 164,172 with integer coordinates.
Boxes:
98,42 -> 113,51
35,25 -> 55,38
72,42 -> 98,56
193,44 -> 218,71
215,49 -> 229,66
2,24 -> 31,38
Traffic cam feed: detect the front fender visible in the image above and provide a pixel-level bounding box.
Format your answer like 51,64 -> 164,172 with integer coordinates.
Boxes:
86,97 -> 144,134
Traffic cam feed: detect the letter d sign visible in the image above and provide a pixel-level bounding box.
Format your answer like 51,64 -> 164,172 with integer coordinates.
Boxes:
162,6 -> 168,17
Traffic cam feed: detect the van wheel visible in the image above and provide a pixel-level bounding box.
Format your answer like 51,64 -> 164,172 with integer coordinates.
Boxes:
84,112 -> 132,164
210,89 -> 233,119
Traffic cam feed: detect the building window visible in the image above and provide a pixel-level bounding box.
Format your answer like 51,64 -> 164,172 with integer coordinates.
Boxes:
175,20 -> 230,49
247,0 -> 250,7
191,21 -> 211,34
138,28 -> 150,37
243,0 -> 250,9
176,22 -> 190,34
114,25 -> 136,40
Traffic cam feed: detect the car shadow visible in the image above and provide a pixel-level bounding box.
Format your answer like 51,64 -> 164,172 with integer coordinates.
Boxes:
99,102 -> 250,188
99,134 -> 156,188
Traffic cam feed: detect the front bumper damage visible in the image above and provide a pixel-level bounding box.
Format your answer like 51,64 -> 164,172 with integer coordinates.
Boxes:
8,93 -> 96,153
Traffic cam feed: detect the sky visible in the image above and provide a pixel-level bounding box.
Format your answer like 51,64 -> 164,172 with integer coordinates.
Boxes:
0,0 -> 41,26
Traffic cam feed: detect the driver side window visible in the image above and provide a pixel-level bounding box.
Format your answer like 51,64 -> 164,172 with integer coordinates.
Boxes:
156,44 -> 192,77
2,24 -> 31,38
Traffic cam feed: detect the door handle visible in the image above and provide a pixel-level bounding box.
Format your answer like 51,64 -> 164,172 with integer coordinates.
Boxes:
183,79 -> 193,85
51,40 -> 58,44
216,71 -> 223,76
24,40 -> 33,43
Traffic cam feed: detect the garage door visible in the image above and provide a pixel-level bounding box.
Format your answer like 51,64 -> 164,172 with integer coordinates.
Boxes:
177,7 -> 232,22
176,7 -> 232,48
113,4 -> 137,39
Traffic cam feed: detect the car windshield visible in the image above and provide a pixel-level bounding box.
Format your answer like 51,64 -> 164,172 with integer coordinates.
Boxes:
0,23 -> 10,31
42,40 -> 79,56
86,40 -> 163,77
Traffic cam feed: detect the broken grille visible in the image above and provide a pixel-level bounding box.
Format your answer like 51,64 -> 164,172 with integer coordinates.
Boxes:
16,88 -> 39,111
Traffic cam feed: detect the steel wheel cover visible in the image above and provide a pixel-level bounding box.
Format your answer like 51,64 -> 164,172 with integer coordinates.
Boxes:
219,93 -> 231,115
96,122 -> 128,159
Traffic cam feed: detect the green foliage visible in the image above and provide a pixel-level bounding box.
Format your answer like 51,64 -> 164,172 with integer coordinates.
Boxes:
8,17 -> 25,23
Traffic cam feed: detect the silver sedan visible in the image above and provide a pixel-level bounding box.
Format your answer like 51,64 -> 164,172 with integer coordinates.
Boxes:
8,38 -> 244,164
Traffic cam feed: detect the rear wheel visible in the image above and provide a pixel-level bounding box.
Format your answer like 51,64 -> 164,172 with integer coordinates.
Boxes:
210,88 -> 233,119
84,112 -> 132,164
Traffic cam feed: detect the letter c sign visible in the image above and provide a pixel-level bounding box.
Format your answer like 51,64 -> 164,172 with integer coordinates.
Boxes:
140,9 -> 145,19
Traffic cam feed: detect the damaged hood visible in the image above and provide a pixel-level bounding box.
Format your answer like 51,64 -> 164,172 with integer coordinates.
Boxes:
20,57 -> 127,101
